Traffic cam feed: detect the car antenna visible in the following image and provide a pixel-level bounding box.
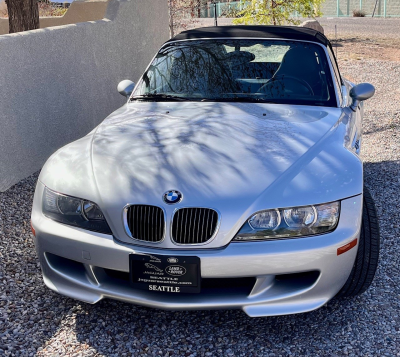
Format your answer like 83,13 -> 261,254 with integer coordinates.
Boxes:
372,0 -> 379,17
213,1 -> 218,26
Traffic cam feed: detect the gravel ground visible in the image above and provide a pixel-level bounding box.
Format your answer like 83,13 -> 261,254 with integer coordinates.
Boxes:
1,23 -> 400,357
322,17 -> 400,40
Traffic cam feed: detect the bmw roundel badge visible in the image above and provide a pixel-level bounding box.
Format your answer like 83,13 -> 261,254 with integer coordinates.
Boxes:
163,190 -> 183,204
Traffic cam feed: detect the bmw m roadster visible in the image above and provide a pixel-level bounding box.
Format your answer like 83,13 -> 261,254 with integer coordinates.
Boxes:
31,26 -> 380,317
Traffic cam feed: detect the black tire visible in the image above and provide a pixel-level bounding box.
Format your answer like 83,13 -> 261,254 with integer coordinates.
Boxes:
337,187 -> 380,297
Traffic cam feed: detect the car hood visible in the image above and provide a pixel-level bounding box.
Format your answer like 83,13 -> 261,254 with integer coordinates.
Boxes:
40,102 -> 362,248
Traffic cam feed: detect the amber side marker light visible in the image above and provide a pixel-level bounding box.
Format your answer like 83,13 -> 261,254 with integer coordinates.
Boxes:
30,221 -> 36,237
337,238 -> 357,255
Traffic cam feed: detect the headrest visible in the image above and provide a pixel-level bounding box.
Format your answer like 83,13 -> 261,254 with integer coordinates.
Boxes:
223,51 -> 256,66
277,47 -> 318,76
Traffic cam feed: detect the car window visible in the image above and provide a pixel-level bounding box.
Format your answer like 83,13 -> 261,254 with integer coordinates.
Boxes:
133,39 -> 338,107
141,45 -> 234,97
223,43 -> 290,62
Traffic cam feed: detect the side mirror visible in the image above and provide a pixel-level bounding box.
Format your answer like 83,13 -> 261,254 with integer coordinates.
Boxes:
349,83 -> 375,111
117,80 -> 135,98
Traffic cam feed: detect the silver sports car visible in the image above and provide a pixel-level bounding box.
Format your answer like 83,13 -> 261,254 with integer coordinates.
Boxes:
31,26 -> 380,317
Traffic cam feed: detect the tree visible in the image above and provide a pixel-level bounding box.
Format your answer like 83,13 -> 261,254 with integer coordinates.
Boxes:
233,0 -> 324,26
168,0 -> 207,38
5,0 -> 39,33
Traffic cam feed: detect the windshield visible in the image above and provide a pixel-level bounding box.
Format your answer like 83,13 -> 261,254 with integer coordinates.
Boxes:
131,39 -> 337,107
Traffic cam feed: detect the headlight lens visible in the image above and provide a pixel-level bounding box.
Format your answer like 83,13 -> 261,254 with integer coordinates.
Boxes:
283,206 -> 317,227
248,209 -> 281,229
233,201 -> 340,241
43,187 -> 112,234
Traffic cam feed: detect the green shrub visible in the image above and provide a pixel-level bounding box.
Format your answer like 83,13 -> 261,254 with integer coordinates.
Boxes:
353,9 -> 366,17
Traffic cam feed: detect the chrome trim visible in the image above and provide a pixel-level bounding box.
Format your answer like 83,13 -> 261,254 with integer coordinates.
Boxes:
170,207 -> 221,246
122,204 -> 166,244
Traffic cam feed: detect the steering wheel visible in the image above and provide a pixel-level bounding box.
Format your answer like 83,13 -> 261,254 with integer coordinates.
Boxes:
258,75 -> 314,96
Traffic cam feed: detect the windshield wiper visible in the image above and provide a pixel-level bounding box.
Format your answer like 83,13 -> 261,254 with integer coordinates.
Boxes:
130,94 -> 191,102
131,93 -> 277,103
200,96 -> 277,103
230,96 -> 277,103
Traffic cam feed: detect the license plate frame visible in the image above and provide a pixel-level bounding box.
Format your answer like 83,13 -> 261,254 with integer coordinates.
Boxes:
129,253 -> 201,293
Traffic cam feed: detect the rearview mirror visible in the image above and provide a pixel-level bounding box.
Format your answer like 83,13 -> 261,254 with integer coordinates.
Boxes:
117,80 -> 135,98
349,83 -> 375,111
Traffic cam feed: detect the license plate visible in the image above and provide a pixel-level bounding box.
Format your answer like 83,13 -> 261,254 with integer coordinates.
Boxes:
129,254 -> 201,293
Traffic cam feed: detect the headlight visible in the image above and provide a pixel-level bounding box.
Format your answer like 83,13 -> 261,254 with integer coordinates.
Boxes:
43,187 -> 112,234
248,209 -> 281,229
233,201 -> 340,241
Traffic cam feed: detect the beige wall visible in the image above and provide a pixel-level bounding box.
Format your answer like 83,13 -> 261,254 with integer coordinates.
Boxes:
0,0 -> 169,191
0,0 -> 109,35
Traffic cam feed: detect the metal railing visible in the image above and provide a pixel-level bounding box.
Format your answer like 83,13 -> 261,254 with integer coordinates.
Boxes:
197,0 -> 400,18
199,1 -> 242,18
326,0 -> 399,17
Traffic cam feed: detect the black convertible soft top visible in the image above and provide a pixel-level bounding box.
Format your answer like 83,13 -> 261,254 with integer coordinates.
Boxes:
168,25 -> 332,49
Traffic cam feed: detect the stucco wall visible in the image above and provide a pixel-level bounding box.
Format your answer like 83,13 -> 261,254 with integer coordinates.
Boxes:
0,0 -> 109,35
0,0 -> 169,191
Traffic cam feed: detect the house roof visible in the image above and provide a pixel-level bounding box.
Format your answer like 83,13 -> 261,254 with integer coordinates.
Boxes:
168,25 -> 331,48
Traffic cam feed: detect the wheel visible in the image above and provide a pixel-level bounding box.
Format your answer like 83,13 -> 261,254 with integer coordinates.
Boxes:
337,187 -> 380,297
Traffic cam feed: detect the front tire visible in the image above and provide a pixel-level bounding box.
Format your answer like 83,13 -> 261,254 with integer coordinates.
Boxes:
337,187 -> 380,297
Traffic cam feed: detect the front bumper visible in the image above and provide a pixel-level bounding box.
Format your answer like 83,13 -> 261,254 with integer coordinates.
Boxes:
31,194 -> 362,317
